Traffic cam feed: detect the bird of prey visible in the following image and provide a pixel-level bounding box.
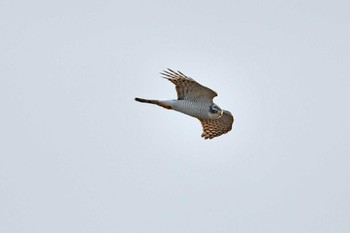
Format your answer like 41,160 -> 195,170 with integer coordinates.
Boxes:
135,69 -> 234,139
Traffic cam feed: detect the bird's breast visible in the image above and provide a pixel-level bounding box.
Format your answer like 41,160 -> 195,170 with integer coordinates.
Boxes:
171,100 -> 210,119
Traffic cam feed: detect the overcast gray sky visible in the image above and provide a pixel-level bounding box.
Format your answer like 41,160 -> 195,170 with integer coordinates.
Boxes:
1,0 -> 349,232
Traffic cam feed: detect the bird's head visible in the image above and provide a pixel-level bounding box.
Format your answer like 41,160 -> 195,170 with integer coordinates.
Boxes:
208,103 -> 223,119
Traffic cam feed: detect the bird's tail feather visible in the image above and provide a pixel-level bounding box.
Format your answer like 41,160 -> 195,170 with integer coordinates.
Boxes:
134,98 -> 172,109
135,97 -> 158,104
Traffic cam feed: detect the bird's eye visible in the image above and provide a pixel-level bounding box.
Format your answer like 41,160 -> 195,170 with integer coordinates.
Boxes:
210,105 -> 218,114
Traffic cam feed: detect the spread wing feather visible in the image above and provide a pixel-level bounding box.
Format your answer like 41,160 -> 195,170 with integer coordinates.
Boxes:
200,110 -> 234,139
161,69 -> 217,103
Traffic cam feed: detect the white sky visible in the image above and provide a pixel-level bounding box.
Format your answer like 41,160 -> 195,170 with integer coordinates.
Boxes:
1,0 -> 349,232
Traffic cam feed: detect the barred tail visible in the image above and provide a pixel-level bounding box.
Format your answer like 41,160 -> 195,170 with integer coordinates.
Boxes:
134,97 -> 159,104
134,97 -> 172,109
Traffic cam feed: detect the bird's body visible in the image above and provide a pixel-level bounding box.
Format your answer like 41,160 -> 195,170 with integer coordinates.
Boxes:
171,100 -> 213,119
135,69 -> 234,139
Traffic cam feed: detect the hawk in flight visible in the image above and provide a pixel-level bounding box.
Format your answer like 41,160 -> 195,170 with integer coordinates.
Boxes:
135,69 -> 234,139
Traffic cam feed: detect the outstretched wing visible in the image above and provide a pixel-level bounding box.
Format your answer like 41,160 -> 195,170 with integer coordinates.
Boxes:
200,110 -> 234,139
161,69 -> 217,102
